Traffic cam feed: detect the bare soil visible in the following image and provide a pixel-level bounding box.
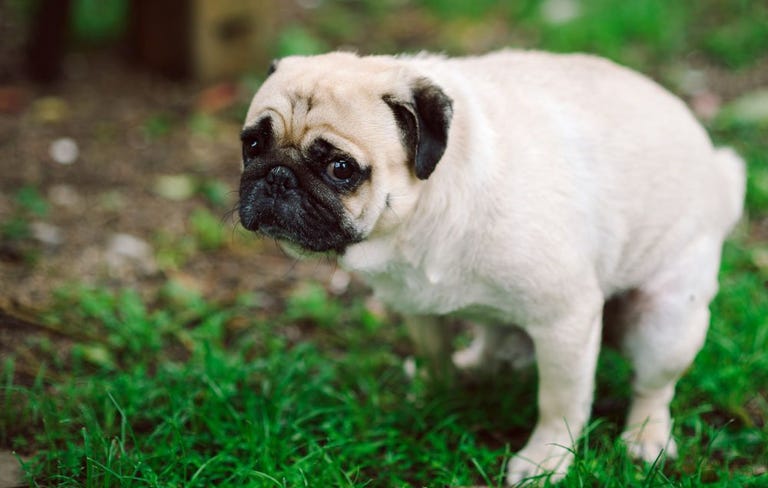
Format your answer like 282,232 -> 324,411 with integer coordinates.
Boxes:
0,52 -> 339,383
1,50 -> 767,382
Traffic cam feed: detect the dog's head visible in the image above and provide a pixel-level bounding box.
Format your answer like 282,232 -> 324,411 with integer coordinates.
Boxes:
237,52 -> 453,255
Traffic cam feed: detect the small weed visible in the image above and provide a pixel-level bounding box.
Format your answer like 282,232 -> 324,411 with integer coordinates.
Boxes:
14,186 -> 49,217
153,230 -> 198,270
284,282 -> 345,329
275,25 -> 329,57
700,2 -> 768,69
0,217 -> 31,242
189,207 -> 227,251
152,204 -> 233,269
187,112 -> 219,139
0,186 -> 49,263
197,179 -> 233,208
142,113 -> 174,140
1,186 -> 49,241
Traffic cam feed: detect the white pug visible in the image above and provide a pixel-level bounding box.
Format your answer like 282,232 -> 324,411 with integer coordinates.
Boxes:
237,50 -> 745,484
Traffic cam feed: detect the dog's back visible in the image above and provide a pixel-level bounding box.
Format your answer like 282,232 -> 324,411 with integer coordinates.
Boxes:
401,50 -> 744,293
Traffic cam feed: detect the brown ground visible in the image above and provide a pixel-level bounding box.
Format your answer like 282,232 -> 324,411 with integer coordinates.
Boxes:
1,50 -> 767,378
0,52 -> 343,384
1,41 -> 767,488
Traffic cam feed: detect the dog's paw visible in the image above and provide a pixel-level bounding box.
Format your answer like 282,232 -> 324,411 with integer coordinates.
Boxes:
451,344 -> 483,370
506,443 -> 573,486
403,355 -> 457,385
622,427 -> 678,463
495,327 -> 535,370
452,326 -> 535,377
452,345 -> 498,375
403,356 -> 419,381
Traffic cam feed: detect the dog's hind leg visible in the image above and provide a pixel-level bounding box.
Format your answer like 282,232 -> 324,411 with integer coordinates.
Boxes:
619,236 -> 723,462
453,323 -> 534,374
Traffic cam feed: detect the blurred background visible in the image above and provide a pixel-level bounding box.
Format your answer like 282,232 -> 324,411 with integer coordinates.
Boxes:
0,1 -> 767,485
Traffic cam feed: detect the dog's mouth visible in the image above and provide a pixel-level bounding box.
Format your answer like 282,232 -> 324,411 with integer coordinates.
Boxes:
248,220 -> 312,252
237,188 -> 361,255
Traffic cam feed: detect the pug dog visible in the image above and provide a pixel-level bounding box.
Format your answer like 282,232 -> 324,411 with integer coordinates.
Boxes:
237,50 -> 745,485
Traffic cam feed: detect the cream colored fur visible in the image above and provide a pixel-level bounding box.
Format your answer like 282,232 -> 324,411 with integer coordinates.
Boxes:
243,50 -> 745,485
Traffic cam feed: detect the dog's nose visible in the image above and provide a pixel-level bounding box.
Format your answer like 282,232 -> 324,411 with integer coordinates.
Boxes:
266,166 -> 298,193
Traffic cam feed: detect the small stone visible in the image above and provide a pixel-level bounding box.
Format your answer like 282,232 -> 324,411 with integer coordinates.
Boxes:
30,221 -> 63,246
105,233 -> 157,276
49,137 -> 79,165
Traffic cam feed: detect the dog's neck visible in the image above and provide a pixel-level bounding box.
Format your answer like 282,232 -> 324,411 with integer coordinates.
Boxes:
341,75 -> 498,290
340,176 -> 484,279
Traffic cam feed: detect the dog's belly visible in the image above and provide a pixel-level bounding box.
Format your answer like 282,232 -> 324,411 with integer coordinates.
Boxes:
369,271 -> 473,315
359,261 -> 523,324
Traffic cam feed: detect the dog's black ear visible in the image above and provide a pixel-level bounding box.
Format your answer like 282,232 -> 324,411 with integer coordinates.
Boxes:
384,78 -> 453,180
266,59 -> 279,77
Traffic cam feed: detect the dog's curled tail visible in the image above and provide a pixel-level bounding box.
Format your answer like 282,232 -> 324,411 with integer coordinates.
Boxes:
714,146 -> 747,231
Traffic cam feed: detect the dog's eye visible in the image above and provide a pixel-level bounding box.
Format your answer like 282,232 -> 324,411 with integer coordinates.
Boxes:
242,139 -> 260,161
241,117 -> 273,163
326,160 -> 356,181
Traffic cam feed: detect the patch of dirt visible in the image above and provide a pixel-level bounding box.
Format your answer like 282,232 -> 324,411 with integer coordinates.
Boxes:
1,49 -> 767,385
0,52 -> 338,382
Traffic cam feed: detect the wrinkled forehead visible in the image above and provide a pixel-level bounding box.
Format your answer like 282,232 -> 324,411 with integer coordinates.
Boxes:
246,86 -> 368,141
243,60 -> 402,151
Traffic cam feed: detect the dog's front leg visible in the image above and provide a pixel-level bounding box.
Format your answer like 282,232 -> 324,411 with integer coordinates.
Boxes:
506,302 -> 603,485
403,315 -> 453,382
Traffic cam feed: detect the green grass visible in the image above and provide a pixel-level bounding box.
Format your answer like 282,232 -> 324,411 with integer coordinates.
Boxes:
271,1 -> 768,72
3,1 -> 768,486
1,186 -> 49,241
0,185 -> 50,264
3,245 -> 767,487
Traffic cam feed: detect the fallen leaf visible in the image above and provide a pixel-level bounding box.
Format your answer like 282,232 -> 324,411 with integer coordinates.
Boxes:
153,174 -> 197,201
